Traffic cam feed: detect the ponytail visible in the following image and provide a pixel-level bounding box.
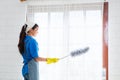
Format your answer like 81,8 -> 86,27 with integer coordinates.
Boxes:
18,24 -> 27,55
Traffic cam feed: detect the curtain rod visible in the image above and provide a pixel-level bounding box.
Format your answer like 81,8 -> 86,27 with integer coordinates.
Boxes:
20,0 -> 108,2
20,0 -> 26,2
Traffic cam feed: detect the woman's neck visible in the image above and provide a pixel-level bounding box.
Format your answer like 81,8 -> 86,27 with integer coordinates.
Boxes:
27,33 -> 33,37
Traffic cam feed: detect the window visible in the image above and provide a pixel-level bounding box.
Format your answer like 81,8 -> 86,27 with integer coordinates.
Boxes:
27,4 -> 103,80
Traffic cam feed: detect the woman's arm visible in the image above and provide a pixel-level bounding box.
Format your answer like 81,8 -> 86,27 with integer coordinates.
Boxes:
34,57 -> 47,62
34,57 -> 59,64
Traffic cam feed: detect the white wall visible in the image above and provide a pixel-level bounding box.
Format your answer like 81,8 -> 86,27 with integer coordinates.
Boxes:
0,0 -> 26,80
109,0 -> 120,80
0,0 -> 120,80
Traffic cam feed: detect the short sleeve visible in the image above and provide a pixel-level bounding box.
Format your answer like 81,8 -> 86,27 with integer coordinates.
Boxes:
29,39 -> 39,58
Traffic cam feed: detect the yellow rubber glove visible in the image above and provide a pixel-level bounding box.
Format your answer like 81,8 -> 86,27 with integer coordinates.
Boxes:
46,58 -> 59,64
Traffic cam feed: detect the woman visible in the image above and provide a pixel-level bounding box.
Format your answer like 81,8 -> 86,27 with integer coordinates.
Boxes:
18,22 -> 59,80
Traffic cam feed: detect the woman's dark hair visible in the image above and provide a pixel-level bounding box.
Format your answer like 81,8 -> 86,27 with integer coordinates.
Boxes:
18,24 -> 38,55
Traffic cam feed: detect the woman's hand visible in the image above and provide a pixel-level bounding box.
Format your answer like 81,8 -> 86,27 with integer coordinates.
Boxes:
46,58 -> 59,64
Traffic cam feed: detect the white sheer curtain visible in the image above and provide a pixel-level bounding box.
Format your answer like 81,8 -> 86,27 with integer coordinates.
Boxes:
27,3 -> 103,80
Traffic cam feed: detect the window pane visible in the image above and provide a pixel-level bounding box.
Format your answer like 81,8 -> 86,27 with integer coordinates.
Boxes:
33,9 -> 102,80
48,28 -> 64,57
70,11 -> 84,27
69,10 -> 102,80
69,27 -> 85,45
34,13 -> 48,28
50,12 -> 63,27
86,10 -> 102,26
